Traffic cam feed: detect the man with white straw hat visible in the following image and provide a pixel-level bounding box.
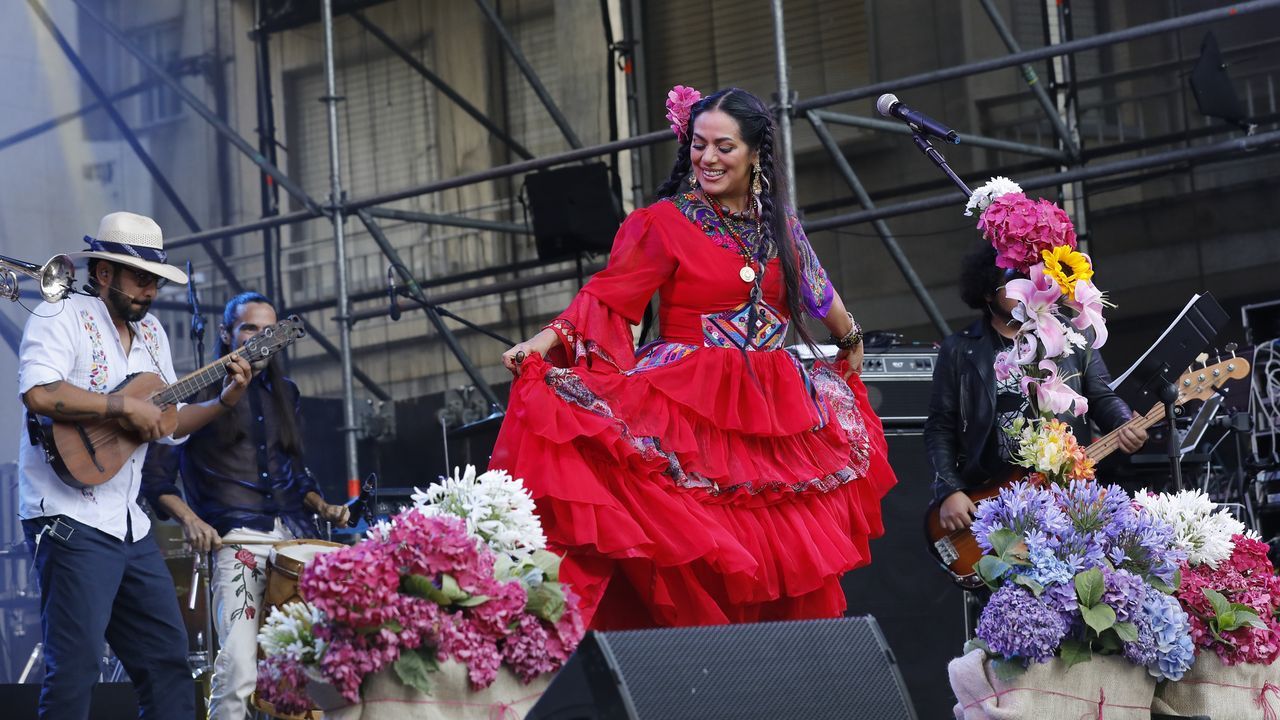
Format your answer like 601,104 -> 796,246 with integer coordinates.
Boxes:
17,212 -> 253,719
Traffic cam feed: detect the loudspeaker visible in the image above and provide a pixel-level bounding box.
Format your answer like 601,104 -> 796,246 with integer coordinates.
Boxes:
526,616 -> 917,720
1190,31 -> 1251,130
860,348 -> 938,428
526,163 -> 623,260
842,431 -> 968,720
0,682 -> 138,719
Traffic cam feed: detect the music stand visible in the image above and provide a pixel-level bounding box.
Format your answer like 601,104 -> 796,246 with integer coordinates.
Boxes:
1111,293 -> 1229,490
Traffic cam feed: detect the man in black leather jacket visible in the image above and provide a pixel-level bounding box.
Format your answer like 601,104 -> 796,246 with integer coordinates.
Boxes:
925,245 -> 1148,532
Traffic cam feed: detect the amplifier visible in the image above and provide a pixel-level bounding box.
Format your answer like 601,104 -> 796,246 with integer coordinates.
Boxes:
790,344 -> 938,428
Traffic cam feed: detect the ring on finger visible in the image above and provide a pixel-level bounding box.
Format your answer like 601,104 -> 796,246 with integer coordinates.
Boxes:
514,350 -> 526,364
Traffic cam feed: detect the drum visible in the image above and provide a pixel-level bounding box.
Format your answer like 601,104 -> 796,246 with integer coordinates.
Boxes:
260,539 -> 343,626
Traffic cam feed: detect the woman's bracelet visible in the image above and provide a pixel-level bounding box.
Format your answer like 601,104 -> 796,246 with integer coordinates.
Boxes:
830,312 -> 863,350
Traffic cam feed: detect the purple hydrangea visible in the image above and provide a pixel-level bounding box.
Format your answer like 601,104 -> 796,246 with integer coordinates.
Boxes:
977,585 -> 1070,664
1110,505 -> 1186,586
1023,529 -> 1076,586
1102,568 -> 1146,624
1141,588 -> 1195,681
972,481 -> 1067,553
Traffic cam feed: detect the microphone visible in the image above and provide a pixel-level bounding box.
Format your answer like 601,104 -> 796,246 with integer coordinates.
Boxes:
84,282 -> 137,302
187,260 -> 206,366
876,93 -> 960,144
386,265 -> 401,321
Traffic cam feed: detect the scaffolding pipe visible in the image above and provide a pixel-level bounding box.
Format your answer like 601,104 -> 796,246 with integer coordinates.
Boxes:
70,0 -> 322,214
812,110 -> 1067,161
977,0 -> 1079,160
351,11 -> 534,160
0,79 -> 154,152
166,209 -> 320,250
474,0 -> 583,149
807,112 -> 951,337
354,210 -> 505,411
805,127 -> 1280,233
770,0 -> 796,195
794,0 -> 1280,112
345,129 -> 669,210
364,207 -> 532,235
320,0 -> 361,494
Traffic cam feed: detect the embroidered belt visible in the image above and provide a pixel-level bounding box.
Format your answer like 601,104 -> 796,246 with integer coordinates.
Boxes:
701,301 -> 788,351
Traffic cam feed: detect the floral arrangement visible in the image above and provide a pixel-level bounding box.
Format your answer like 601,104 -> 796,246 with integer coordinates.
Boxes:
1134,490 -> 1280,666
1006,417 -> 1096,485
256,467 -> 584,714
665,85 -> 701,142
969,480 -> 1196,680
969,177 -> 1107,424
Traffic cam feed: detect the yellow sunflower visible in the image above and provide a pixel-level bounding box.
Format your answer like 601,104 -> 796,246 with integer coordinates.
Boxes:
1041,245 -> 1093,299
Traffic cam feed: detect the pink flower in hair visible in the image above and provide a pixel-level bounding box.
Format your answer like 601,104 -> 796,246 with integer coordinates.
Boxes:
665,85 -> 702,142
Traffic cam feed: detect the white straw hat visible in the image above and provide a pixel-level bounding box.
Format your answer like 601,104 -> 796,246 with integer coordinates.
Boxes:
68,212 -> 188,285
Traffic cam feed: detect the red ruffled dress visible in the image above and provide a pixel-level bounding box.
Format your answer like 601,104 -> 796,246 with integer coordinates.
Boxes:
490,192 -> 896,629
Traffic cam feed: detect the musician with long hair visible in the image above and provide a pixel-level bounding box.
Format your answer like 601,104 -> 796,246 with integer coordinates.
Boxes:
925,243 -> 1147,532
141,291 -> 348,720
18,212 -> 252,719
492,86 -> 897,629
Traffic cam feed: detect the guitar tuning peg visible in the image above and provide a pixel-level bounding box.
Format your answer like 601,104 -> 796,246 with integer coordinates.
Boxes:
1194,352 -> 1209,368
1225,342 -> 1238,357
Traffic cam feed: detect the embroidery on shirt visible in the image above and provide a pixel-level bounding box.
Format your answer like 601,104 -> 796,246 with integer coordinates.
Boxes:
78,310 -> 109,393
670,192 -> 774,260
789,216 -> 833,318
81,487 -> 96,503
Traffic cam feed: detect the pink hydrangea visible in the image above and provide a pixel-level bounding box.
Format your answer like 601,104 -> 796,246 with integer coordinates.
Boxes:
978,192 -> 1077,273
256,655 -> 313,715
470,578 -> 527,639
389,511 -> 495,592
317,625 -> 405,703
1176,534 -> 1280,665
501,615 -> 556,683
437,612 -> 503,690
545,587 -> 587,667
300,541 -> 402,630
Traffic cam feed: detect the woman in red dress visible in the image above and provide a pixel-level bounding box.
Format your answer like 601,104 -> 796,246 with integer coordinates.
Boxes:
491,87 -> 896,630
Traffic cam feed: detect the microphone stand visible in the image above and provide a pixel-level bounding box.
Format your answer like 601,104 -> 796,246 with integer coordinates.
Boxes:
909,128 -> 973,201
187,260 -> 206,367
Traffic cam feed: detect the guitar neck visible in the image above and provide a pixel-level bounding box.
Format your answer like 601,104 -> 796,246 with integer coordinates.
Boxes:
149,351 -> 240,407
1084,402 -> 1165,463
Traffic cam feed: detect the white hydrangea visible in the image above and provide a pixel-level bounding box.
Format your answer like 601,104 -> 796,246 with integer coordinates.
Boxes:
1133,488 -> 1246,568
964,176 -> 1023,217
413,465 -> 547,559
257,601 -> 327,665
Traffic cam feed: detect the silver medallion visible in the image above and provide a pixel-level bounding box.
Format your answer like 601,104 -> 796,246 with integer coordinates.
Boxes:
739,265 -> 756,283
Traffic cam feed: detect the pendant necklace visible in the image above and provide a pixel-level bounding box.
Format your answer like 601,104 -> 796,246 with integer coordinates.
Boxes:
704,191 -> 762,284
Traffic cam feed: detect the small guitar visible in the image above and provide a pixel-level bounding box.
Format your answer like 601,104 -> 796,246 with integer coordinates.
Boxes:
924,356 -> 1251,589
29,315 -> 306,490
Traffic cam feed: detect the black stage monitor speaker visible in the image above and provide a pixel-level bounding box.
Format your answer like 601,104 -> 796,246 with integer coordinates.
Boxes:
526,616 -> 917,720
526,163 -> 623,260
1191,31 -> 1251,131
0,682 -> 138,719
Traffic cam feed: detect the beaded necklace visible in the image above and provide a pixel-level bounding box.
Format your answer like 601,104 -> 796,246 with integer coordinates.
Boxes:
703,191 -> 763,284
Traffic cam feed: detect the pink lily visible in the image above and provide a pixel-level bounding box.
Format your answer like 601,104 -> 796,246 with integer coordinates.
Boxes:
1066,279 -> 1108,349
1005,265 -> 1067,359
1021,360 -> 1089,417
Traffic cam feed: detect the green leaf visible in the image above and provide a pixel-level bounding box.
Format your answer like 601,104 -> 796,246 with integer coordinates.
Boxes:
1204,588 -> 1232,618
1148,576 -> 1175,595
440,574 -> 468,602
392,648 -> 438,696
963,638 -> 992,657
976,556 -> 1012,587
1059,639 -> 1093,668
1098,631 -> 1123,653
1081,603 -> 1117,635
989,658 -> 1025,683
1170,568 -> 1182,592
525,581 -> 567,623
1012,575 -> 1045,597
531,549 -> 562,582
989,529 -> 1020,559
1219,610 -> 1238,630
1075,568 -> 1105,608
1113,621 -> 1139,643
455,594 -> 490,608
402,574 -> 451,605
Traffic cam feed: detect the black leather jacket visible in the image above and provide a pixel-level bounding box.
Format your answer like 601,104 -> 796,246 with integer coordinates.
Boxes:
924,318 -> 1133,503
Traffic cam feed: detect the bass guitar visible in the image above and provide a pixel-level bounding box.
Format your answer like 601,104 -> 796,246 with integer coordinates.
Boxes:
29,315 -> 306,490
924,356 -> 1250,589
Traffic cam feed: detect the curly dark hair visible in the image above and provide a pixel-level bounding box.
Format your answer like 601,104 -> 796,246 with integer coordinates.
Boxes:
655,87 -> 816,351
959,243 -> 1012,314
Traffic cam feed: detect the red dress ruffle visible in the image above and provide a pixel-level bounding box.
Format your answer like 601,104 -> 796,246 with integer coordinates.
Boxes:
489,200 -> 897,629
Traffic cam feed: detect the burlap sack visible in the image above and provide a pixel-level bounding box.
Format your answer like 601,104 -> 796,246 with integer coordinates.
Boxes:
310,661 -> 551,720
1152,652 -> 1280,720
948,648 -> 1156,719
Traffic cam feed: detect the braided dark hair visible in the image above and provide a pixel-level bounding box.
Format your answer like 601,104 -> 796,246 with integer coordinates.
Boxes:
655,88 -> 817,351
